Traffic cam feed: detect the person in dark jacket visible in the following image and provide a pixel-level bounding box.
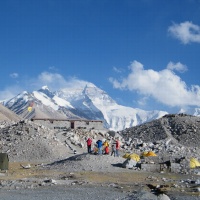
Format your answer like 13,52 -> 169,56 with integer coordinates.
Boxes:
96,139 -> 103,155
111,144 -> 116,157
115,138 -> 120,157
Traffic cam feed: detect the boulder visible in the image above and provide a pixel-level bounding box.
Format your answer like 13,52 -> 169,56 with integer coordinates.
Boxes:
122,159 -> 137,169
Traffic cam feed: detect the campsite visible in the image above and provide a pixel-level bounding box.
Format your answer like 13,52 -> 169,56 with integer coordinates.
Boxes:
0,114 -> 200,199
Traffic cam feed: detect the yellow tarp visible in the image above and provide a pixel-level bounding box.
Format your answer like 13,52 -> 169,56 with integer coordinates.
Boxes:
141,151 -> 157,157
190,157 -> 200,169
146,151 -> 157,157
141,151 -> 148,157
122,153 -> 140,162
122,153 -> 130,159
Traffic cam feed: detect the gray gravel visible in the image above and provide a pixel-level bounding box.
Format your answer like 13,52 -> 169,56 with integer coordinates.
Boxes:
1,185 -> 200,200
0,185 -> 128,200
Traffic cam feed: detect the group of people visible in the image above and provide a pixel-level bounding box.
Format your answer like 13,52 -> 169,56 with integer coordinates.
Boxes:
86,137 -> 120,157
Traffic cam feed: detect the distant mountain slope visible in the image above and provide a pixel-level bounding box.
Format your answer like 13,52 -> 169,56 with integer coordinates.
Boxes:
2,89 -> 78,120
0,103 -> 21,121
2,83 -> 168,131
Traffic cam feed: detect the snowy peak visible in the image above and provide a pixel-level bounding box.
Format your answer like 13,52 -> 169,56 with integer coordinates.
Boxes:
41,85 -> 49,90
55,84 -> 105,120
33,90 -> 59,111
84,84 -> 116,106
38,85 -> 54,98
2,91 -> 33,114
33,86 -> 74,110
47,83 -> 168,130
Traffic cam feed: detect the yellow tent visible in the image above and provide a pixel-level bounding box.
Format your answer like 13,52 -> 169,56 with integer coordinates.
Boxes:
122,153 -> 130,159
146,151 -> 157,157
141,151 -> 157,157
141,151 -> 148,157
122,153 -> 140,162
190,157 -> 200,169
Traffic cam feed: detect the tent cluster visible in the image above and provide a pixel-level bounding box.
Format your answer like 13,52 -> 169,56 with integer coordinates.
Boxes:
122,151 -> 200,173
122,151 -> 157,162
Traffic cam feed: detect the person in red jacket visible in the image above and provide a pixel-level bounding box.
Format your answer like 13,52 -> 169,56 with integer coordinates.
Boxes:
104,146 -> 109,155
86,138 -> 92,153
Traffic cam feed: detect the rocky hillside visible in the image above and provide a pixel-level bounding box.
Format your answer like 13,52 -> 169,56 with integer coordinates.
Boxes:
0,119 -> 117,162
119,113 -> 200,148
116,113 -> 200,174
0,120 -> 69,162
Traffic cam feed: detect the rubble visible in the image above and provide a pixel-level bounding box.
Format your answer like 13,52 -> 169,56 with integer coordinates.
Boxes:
119,114 -> 200,175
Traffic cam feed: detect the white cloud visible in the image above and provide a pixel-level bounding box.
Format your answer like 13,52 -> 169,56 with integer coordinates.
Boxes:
0,72 -> 92,101
48,66 -> 58,71
113,67 -> 122,73
166,61 -> 187,73
109,60 -> 200,107
9,73 -> 19,78
0,85 -> 23,101
35,72 -> 92,91
168,21 -> 200,44
137,96 -> 149,106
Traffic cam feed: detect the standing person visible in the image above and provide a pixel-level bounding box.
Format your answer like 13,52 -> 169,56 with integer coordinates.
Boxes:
86,138 -> 92,153
115,138 -> 120,157
104,146 -> 109,155
96,139 -> 103,155
103,140 -> 109,154
111,144 -> 116,157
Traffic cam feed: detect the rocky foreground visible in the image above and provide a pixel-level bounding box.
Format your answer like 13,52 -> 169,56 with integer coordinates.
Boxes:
0,114 -> 200,199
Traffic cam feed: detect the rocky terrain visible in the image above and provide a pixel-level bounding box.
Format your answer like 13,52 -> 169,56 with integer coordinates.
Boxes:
119,113 -> 200,147
0,112 -> 200,199
118,114 -> 200,174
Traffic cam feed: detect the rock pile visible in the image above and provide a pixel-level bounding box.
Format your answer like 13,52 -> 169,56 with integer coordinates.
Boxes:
0,120 -> 120,162
119,113 -> 200,147
0,120 -> 69,162
119,114 -> 200,174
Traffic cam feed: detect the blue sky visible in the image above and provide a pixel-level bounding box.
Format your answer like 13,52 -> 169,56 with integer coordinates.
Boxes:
0,0 -> 200,113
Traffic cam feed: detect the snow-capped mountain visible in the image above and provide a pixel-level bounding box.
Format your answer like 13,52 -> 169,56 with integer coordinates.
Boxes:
55,83 -> 168,130
2,83 -> 168,131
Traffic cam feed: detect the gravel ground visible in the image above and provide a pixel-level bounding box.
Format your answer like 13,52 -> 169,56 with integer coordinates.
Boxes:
0,185 -> 128,200
45,153 -> 128,172
1,185 -> 200,200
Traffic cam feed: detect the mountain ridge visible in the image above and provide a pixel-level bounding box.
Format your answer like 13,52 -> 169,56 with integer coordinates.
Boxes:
2,83 -> 168,131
